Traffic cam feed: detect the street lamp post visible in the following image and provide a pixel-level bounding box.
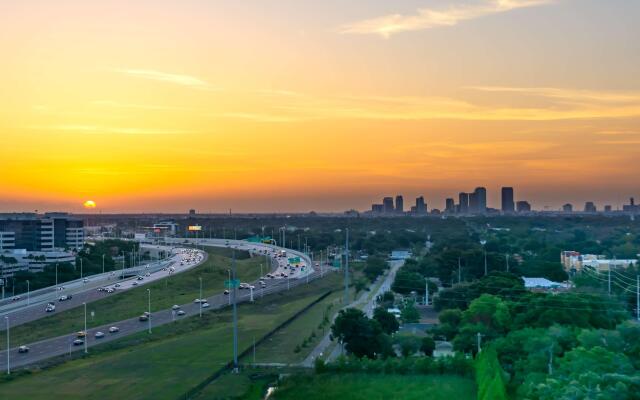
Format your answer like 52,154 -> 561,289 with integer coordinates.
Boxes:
80,258 -> 83,281
227,269 -> 231,305
102,254 -> 105,275
83,302 -> 88,354
26,280 -> 30,305
199,277 -> 203,318
147,289 -> 151,334
55,263 -> 59,288
480,240 -> 487,276
121,251 -> 125,280
5,316 -> 9,375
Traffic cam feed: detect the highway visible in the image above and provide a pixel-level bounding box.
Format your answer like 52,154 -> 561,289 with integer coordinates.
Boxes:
0,247 -> 206,328
0,239 -> 321,370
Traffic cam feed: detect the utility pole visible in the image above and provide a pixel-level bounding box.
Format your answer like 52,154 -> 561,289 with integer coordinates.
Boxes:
484,251 -> 488,276
102,254 -> 105,275
344,228 -> 349,305
506,254 -> 510,272
548,346 -> 554,375
80,258 -> 83,281
425,279 -> 429,305
476,332 -> 482,354
636,275 -> 639,322
608,261 -> 612,296
199,277 -> 203,317
458,258 -> 462,283
232,250 -> 239,373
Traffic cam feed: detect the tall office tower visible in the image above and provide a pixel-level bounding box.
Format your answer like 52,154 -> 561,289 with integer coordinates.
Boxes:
371,204 -> 384,213
516,201 -> 532,213
395,195 -> 404,213
445,198 -> 455,213
382,197 -> 395,213
469,192 -> 479,213
584,202 -> 597,213
501,187 -> 515,213
474,187 -> 487,213
623,198 -> 638,212
562,203 -> 573,213
458,192 -> 469,214
604,205 -> 612,212
415,196 -> 426,214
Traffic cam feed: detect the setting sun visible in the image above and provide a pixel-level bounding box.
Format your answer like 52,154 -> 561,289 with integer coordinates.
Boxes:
83,200 -> 97,209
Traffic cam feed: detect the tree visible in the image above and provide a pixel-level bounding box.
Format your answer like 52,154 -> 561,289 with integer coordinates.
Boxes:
432,308 -> 463,340
395,335 -> 422,357
421,336 -> 436,356
401,301 -> 420,323
363,255 -> 388,282
373,307 -> 399,335
331,308 -> 385,359
453,294 -> 510,354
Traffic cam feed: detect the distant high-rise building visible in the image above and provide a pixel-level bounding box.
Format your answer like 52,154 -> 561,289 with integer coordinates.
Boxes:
584,202 -> 597,213
189,209 -> 196,215
604,205 -> 612,213
371,204 -> 384,213
501,187 -> 515,213
562,203 -> 573,213
474,187 -> 487,213
468,192 -> 479,213
516,201 -> 531,213
415,196 -> 426,214
623,197 -> 638,213
458,192 -> 469,214
383,197 -> 394,213
395,195 -> 404,213
445,198 -> 455,213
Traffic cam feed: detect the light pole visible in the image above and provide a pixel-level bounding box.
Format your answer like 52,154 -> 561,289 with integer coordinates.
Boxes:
227,269 -> 231,305
231,250 -> 238,373
55,263 -> 59,288
26,280 -> 30,305
80,258 -> 83,281
5,316 -> 9,375
480,240 -> 487,276
83,302 -> 88,354
199,277 -> 203,318
102,254 -> 105,275
147,289 -> 151,334
121,251 -> 125,280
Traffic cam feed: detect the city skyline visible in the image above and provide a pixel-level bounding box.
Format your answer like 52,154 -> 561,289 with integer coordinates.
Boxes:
1,0 -> 639,213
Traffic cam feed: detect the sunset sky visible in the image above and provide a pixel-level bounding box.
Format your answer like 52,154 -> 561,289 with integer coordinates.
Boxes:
1,0 -> 639,213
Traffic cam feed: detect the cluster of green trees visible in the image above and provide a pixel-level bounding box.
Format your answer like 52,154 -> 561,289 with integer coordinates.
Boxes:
431,272 -> 639,399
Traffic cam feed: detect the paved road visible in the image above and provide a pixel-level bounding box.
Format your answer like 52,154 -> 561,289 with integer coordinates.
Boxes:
0,247 -> 205,329
0,242 -> 321,371
301,259 -> 404,366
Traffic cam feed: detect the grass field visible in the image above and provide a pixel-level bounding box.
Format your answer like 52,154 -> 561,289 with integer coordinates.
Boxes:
271,373 -> 476,400
0,247 -> 267,350
0,273 -> 341,400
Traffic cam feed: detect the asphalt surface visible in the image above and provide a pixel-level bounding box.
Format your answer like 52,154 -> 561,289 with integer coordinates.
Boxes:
0,240 -> 321,371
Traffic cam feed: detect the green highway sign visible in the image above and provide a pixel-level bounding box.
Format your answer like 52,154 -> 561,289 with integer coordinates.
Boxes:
288,257 -> 301,264
224,279 -> 240,288
332,260 -> 341,268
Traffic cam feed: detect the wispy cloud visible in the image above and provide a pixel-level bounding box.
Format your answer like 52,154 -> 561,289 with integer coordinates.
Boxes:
114,68 -> 213,90
91,100 -> 186,111
30,124 -> 192,135
339,0 -> 554,37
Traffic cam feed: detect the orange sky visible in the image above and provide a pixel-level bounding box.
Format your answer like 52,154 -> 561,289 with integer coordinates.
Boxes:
1,0 -> 639,212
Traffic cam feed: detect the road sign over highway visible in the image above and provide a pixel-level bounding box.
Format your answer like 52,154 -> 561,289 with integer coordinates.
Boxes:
224,279 -> 240,288
288,257 -> 301,264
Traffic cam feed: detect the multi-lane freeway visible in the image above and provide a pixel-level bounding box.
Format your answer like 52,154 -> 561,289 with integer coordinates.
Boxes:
0,239 -> 322,371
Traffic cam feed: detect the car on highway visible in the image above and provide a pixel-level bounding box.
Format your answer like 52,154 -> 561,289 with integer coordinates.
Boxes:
137,276 -> 144,281
83,278 -> 89,283
132,281 -> 139,286
76,331 -> 87,338
95,331 -> 105,339
11,296 -> 21,302
73,339 -> 84,346
115,283 -> 121,288
172,304 -> 180,310
109,326 -> 120,333
45,304 -> 56,312
139,315 -> 149,322
193,298 -> 204,303
202,302 -> 210,308
177,310 -> 186,316
223,290 -> 229,295
18,345 -> 29,353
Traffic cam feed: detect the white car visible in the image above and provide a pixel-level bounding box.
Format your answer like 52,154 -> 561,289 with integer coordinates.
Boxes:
132,281 -> 138,286
95,331 -> 105,339
193,299 -> 203,303
177,310 -> 186,316
172,305 -> 181,310
109,326 -> 120,333
201,302 -> 210,308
